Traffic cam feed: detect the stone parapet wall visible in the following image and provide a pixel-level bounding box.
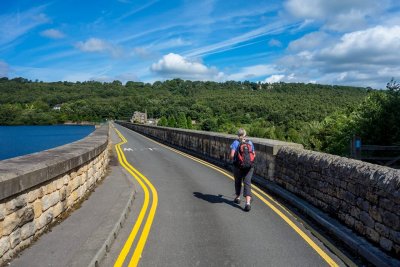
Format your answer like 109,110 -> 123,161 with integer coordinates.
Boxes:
116,122 -> 302,181
118,122 -> 400,259
275,147 -> 400,256
0,124 -> 110,265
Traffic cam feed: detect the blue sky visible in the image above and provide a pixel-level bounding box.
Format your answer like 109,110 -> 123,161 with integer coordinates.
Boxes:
1,0 -> 400,88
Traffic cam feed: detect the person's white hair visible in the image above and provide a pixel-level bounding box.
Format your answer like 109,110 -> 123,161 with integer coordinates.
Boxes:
237,128 -> 246,142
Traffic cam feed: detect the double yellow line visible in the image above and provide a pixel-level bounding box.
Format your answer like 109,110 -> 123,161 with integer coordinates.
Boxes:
113,126 -> 158,267
131,130 -> 339,267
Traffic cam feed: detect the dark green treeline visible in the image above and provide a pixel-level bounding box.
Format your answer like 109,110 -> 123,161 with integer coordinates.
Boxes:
1,77 -> 398,156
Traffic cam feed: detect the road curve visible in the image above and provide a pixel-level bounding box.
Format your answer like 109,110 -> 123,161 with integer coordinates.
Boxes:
105,123 -> 346,267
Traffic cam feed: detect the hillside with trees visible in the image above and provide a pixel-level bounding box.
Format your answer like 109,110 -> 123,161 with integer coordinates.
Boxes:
1,77 -> 396,157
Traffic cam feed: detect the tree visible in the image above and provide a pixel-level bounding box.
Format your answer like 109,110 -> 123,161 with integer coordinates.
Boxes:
186,116 -> 193,129
158,116 -> 167,126
177,113 -> 188,128
167,115 -> 177,128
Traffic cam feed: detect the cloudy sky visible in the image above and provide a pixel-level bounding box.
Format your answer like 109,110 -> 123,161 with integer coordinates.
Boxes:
1,0 -> 400,88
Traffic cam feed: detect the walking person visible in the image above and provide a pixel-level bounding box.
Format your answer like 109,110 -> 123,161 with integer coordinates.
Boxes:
230,128 -> 255,212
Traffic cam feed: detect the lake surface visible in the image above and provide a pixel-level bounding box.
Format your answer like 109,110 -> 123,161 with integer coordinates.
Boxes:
0,125 -> 95,161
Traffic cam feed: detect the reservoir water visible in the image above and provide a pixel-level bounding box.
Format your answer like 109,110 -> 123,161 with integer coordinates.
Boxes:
0,125 -> 95,161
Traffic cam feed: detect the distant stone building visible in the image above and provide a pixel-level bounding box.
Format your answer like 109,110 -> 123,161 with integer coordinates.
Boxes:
131,111 -> 147,124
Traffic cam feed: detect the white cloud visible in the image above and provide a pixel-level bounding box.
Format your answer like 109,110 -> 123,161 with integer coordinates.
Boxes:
264,74 -> 285,83
317,26 -> 400,65
287,31 -> 331,52
76,38 -> 122,57
0,61 -> 9,77
151,53 -> 224,80
268,39 -> 282,47
226,65 -> 277,80
41,29 -> 65,39
284,0 -> 389,31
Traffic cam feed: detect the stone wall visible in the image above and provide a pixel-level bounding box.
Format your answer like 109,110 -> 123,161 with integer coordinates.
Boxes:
0,124 -> 110,265
116,122 -> 302,181
117,122 -> 400,258
275,147 -> 400,257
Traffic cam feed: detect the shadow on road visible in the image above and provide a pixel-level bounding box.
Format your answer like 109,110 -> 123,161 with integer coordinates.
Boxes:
193,192 -> 242,210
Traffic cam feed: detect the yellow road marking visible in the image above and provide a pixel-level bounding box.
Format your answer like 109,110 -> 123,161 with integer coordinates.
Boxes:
112,127 -> 158,267
131,129 -> 339,267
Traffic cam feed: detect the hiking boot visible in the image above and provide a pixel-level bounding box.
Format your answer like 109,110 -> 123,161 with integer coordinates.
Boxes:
234,197 -> 241,204
244,203 -> 251,212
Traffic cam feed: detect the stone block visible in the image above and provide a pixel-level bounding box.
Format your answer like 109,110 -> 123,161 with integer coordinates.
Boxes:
53,202 -> 63,218
55,179 -> 64,190
59,187 -> 67,201
345,215 -> 355,227
33,200 -> 42,219
36,209 -> 53,230
366,227 -> 380,243
41,194 -> 51,212
389,230 -> 400,244
382,211 -> 400,231
18,207 -> 34,226
360,211 -> 375,228
375,223 -> 390,238
9,228 -> 21,249
0,236 -> 10,257
380,236 -> 393,251
5,195 -> 27,215
3,212 -> 20,236
21,222 -> 35,240
26,188 -> 41,203
350,206 -> 361,219
356,198 -> 369,211
369,206 -> 382,223
63,174 -> 71,185
355,220 -> 366,235
0,203 -> 5,220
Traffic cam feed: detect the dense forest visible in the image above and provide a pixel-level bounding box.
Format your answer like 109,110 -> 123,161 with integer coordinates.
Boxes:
1,77 -> 399,157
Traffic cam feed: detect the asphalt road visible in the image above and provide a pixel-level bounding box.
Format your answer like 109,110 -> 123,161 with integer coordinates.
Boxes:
102,124 -> 347,267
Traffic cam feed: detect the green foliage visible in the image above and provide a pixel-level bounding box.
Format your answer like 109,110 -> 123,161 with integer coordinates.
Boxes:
1,78 -> 381,156
167,115 -> 177,128
158,116 -> 167,126
177,113 -> 188,129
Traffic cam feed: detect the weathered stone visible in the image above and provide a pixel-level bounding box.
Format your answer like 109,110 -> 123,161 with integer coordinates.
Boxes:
360,211 -> 375,228
369,206 -> 382,223
42,191 -> 60,211
345,215 -> 355,227
18,207 -> 34,226
5,195 -> 27,214
389,230 -> 400,244
21,222 -> 35,240
380,236 -> 393,251
382,211 -> 400,231
356,198 -> 369,211
366,227 -> 380,243
350,206 -> 361,219
33,200 -> 42,219
375,223 -> 390,238
380,197 -> 394,211
59,187 -> 67,201
53,202 -> 63,218
36,209 -> 53,230
0,203 -> 5,220
355,220 -> 366,235
366,191 -> 379,205
55,179 -> 64,190
26,189 -> 41,203
9,228 -> 21,249
0,236 -> 10,257
3,212 -> 20,236
63,174 -> 71,185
